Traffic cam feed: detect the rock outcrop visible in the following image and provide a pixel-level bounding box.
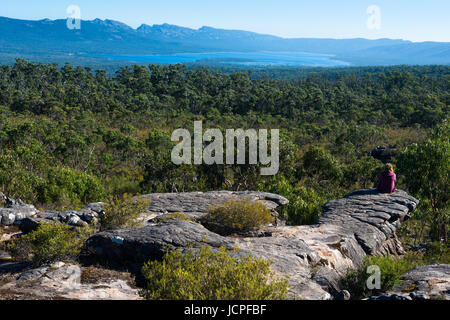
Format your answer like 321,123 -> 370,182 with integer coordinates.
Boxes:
81,189 -> 420,300
18,202 -> 105,232
137,190 -> 289,222
0,193 -> 38,226
9,191 -> 288,232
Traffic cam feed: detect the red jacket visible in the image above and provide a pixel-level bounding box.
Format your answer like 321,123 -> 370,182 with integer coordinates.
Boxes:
377,171 -> 397,193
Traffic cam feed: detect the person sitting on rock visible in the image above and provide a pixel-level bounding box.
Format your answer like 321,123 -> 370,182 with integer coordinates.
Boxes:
377,163 -> 397,193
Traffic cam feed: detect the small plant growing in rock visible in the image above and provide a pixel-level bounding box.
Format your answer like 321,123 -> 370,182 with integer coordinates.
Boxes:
9,222 -> 92,266
202,198 -> 273,236
155,212 -> 197,223
140,245 -> 289,300
99,193 -> 151,231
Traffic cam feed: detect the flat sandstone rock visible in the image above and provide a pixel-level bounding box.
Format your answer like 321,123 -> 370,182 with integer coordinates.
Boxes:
81,189 -> 420,300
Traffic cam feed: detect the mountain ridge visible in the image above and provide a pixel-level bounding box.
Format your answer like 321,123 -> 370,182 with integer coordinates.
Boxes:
0,16 -> 426,43
1,16 -> 449,66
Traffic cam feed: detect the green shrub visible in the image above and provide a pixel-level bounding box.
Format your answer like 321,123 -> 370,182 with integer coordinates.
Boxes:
140,245 -> 289,300
256,175 -> 327,225
9,222 -> 91,266
302,146 -> 343,183
420,241 -> 450,264
38,166 -> 105,205
339,255 -> 416,299
99,193 -> 151,231
285,186 -> 326,225
155,212 -> 197,223
342,157 -> 384,190
202,198 -> 273,235
0,164 -> 44,204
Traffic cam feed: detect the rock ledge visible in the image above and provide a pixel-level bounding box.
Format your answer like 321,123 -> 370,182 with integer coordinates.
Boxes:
82,189 -> 420,299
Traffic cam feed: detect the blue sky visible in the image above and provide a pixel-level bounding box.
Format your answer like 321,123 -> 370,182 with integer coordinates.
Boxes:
2,0 -> 449,42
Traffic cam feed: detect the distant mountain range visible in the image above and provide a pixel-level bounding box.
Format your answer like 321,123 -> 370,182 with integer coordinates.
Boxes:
1,16 -> 449,67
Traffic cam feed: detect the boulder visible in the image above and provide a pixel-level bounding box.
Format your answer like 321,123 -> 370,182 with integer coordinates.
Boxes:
81,219 -> 236,269
371,145 -> 396,163
16,266 -> 49,282
0,211 -> 15,225
335,290 -> 351,300
318,189 -> 418,256
22,205 -> 100,231
84,202 -> 104,214
67,214 -> 89,227
19,217 -> 54,233
0,196 -> 38,226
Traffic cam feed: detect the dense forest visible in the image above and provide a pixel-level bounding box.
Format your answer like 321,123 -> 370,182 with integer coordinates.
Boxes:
0,59 -> 448,254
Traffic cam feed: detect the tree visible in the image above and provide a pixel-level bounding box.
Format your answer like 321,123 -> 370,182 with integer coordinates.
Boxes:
397,121 -> 449,241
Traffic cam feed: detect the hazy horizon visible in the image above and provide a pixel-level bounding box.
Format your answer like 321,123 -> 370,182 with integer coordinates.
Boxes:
2,0 -> 450,42
1,15 -> 448,44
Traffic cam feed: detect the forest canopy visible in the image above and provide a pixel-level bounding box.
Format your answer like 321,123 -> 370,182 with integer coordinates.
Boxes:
0,60 -> 448,240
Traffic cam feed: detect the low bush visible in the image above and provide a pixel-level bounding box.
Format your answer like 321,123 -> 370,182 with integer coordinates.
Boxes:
302,146 -> 344,183
38,166 -> 105,205
154,212 -> 197,223
9,222 -> 92,266
99,193 -> 151,231
338,255 -> 416,299
285,186 -> 326,225
202,198 -> 273,235
140,245 -> 289,300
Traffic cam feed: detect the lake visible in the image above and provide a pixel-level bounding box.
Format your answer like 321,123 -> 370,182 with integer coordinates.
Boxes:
87,51 -> 351,67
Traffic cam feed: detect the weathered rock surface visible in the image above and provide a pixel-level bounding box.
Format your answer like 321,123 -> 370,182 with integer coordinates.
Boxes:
137,190 -> 288,223
82,189 -> 420,300
1,191 -> 290,299
0,250 -> 12,262
17,205 -> 102,232
318,189 -> 416,256
0,192 -> 38,226
8,191 -> 287,230
368,264 -> 450,300
81,219 -> 237,268
0,192 -> 95,228
0,262 -> 141,300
